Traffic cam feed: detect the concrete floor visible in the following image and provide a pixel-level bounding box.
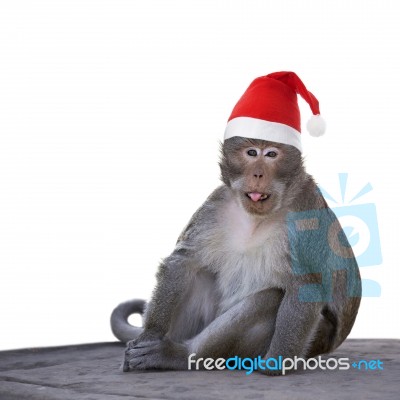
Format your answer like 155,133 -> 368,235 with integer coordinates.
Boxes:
0,339 -> 398,400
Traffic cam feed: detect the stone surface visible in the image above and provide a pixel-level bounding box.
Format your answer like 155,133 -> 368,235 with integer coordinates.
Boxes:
0,339 -> 398,399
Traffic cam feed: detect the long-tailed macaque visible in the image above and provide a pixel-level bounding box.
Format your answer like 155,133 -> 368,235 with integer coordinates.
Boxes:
110,72 -> 361,375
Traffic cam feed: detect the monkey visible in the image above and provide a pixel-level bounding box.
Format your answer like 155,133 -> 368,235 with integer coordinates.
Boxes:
110,137 -> 361,374
110,72 -> 361,375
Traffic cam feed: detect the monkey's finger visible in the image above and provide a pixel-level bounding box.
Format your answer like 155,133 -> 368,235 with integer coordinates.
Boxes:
129,344 -> 151,349
128,358 -> 144,370
126,339 -> 160,350
122,360 -> 131,372
127,340 -> 161,353
126,339 -> 139,350
125,348 -> 149,358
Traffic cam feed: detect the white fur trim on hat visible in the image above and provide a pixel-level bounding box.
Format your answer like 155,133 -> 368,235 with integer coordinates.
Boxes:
224,117 -> 302,152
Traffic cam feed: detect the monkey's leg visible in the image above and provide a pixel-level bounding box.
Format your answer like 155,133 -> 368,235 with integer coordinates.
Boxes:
124,288 -> 283,371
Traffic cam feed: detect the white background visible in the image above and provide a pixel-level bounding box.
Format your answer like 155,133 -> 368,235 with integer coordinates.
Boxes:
0,0 -> 399,350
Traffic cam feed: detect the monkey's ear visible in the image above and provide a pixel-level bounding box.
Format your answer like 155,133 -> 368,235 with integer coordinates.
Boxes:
306,114 -> 326,137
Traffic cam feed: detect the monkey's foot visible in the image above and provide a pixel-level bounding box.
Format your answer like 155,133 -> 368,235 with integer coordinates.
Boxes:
123,337 -> 188,372
259,368 -> 283,376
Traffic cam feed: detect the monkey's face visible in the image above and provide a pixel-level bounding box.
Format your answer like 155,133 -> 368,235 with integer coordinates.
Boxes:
220,137 -> 304,216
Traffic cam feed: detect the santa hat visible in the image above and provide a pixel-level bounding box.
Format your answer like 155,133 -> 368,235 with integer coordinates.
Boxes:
224,71 -> 326,152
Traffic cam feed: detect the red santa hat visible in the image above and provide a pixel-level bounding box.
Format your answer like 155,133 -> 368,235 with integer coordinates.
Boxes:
224,71 -> 326,152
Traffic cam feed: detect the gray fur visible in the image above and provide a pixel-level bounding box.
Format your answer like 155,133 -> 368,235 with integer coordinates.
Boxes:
111,137 -> 361,375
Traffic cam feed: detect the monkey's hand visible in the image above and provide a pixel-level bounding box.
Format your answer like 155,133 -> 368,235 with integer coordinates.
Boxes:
123,337 -> 189,372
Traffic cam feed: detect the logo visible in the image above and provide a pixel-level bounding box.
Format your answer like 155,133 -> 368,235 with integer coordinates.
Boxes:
188,353 -> 384,375
286,173 -> 382,301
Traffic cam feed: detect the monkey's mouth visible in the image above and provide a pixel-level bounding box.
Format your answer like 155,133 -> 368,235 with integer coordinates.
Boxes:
246,192 -> 271,202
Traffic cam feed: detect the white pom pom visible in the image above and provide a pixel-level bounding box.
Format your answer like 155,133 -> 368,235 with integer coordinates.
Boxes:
306,114 -> 326,137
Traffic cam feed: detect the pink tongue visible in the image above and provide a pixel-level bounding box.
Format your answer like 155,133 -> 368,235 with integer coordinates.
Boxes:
249,192 -> 262,202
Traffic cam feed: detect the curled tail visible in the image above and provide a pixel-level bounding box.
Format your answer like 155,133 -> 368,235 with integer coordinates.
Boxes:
110,299 -> 146,343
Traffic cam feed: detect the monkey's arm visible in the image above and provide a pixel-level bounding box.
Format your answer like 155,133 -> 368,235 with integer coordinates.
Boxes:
133,191 -> 224,342
122,254 -> 193,371
263,287 -> 322,363
264,205 -> 361,369
124,288 -> 283,371
135,253 -> 194,342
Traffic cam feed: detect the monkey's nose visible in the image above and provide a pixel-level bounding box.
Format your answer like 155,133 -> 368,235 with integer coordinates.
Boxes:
253,173 -> 263,179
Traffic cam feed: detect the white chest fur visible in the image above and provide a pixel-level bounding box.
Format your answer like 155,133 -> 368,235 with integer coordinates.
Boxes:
200,199 -> 289,313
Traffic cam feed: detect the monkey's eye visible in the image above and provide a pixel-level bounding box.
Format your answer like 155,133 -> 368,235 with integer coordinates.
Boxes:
247,149 -> 258,157
265,150 -> 278,158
